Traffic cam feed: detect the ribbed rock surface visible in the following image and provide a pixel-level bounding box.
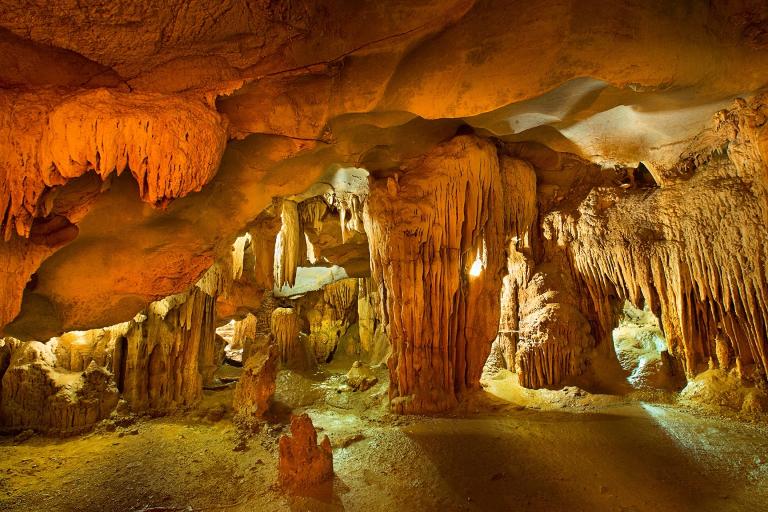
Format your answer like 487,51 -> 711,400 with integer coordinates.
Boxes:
366,135 -> 530,413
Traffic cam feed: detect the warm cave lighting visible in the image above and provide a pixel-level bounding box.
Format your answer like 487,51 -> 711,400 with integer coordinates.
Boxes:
469,255 -> 484,277
4,3 -> 768,512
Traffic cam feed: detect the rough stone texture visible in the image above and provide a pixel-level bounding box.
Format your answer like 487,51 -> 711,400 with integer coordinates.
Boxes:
0,341 -> 118,434
233,344 -> 277,424
304,279 -> 358,363
278,413 -> 333,491
365,135 -> 529,413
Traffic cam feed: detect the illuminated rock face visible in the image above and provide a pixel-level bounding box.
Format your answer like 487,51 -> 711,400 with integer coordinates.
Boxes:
0,1 -> 767,419
365,135 -> 535,413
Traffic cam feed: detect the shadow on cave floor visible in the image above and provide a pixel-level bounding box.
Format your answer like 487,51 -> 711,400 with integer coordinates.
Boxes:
1,368 -> 767,512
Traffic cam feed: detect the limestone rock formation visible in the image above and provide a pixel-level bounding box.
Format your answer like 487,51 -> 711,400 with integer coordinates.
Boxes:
233,345 -> 278,425
366,135 -> 528,413
304,279 -> 358,363
0,341 -> 118,434
539,97 -> 768,390
278,413 -> 333,491
0,0 -> 767,428
346,361 -> 379,392
271,307 -> 313,370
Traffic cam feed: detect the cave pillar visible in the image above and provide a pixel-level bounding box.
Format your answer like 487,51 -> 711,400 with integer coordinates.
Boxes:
365,135 -> 512,414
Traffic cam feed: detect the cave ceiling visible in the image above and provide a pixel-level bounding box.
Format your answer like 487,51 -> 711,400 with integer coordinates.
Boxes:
1,0 -> 767,338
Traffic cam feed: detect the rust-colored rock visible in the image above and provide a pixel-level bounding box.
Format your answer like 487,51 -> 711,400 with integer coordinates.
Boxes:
233,345 -> 278,424
278,413 -> 333,490
365,135 -> 530,413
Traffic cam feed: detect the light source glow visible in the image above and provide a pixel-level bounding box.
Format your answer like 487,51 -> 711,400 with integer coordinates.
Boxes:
469,256 -> 483,277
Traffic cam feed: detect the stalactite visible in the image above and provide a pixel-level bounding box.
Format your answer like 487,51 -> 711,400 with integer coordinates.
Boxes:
0,89 -> 227,240
299,197 -> 327,233
271,307 -> 301,367
365,135 -> 520,414
231,233 -> 252,281
274,200 -> 300,289
323,279 -> 357,318
542,96 -> 768,385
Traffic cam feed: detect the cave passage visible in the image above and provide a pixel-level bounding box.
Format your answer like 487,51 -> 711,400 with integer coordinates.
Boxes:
2,2 -> 768,511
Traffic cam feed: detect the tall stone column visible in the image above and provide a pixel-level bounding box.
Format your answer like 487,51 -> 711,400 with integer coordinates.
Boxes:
365,135 -> 520,413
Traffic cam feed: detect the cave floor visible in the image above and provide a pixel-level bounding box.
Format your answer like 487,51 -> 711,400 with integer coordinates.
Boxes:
1,369 -> 767,512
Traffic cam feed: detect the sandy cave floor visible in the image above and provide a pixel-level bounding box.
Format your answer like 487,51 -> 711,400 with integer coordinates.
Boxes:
1,364 -> 768,512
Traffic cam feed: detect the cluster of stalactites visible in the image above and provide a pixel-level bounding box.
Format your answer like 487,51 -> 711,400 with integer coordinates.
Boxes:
323,279 -> 358,319
0,88 -> 227,240
299,197 -> 327,233
543,96 -> 768,383
334,192 -> 365,244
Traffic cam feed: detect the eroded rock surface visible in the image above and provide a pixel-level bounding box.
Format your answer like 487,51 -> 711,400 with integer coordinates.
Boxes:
278,413 -> 333,491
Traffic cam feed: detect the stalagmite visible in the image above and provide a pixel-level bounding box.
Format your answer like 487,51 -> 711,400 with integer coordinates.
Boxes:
233,345 -> 278,426
278,413 -> 333,491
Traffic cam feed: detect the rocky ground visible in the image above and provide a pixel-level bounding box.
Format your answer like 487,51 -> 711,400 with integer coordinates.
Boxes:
1,363 -> 767,512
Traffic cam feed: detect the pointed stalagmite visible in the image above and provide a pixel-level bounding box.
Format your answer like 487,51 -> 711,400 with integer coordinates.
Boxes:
278,413 -> 333,491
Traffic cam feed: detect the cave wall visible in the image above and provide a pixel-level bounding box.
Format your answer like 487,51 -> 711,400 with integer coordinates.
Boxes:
540,97 -> 768,386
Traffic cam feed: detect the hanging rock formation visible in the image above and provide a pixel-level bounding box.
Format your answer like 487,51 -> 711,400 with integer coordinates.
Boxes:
304,279 -> 359,363
366,135 -> 533,413
271,307 -> 313,370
